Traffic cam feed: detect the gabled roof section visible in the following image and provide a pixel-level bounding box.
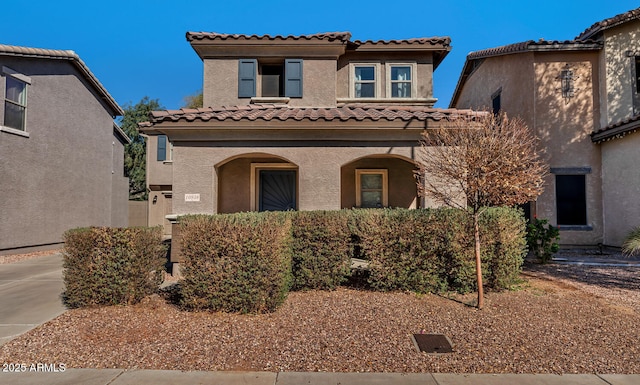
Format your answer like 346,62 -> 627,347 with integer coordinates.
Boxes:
576,7 -> 640,41
0,44 -> 123,116
349,37 -> 451,69
186,32 -> 352,43
591,115 -> 640,143
449,39 -> 602,108
139,104 -> 482,128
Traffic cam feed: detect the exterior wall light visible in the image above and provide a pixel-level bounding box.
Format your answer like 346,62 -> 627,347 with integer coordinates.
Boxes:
558,64 -> 577,100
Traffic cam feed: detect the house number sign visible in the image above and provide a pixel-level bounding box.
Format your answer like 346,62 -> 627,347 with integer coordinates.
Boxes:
184,194 -> 200,202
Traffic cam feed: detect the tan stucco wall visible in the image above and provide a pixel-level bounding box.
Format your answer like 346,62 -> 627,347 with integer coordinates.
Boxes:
600,20 -> 640,126
453,51 -> 602,245
601,132 -> 640,247
170,144 -> 421,215
203,58 -> 337,107
0,57 -> 126,252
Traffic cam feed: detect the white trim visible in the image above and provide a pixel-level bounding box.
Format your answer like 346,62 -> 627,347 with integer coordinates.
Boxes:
250,163 -> 298,211
355,169 -> 388,208
349,63 -> 381,99
386,62 -> 416,99
0,125 -> 29,137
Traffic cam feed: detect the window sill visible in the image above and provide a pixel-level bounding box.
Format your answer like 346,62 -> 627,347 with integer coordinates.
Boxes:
162,160 -> 173,165
0,126 -> 29,138
558,225 -> 593,231
251,97 -> 290,104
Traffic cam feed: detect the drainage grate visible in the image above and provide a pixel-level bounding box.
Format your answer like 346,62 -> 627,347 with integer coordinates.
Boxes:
412,333 -> 453,353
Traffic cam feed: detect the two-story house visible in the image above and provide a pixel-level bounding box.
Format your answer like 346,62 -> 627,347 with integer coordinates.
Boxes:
0,44 -> 128,255
141,32 -> 479,236
450,8 -> 640,247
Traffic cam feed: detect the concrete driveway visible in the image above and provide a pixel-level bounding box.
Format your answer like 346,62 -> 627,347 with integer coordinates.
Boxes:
0,253 -> 66,345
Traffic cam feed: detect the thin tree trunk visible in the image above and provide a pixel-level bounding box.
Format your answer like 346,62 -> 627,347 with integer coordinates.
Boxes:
474,212 -> 484,309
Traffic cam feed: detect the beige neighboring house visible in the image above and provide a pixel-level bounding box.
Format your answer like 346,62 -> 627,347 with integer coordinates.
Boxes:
140,32 -> 480,261
450,8 -> 640,247
0,44 -> 128,255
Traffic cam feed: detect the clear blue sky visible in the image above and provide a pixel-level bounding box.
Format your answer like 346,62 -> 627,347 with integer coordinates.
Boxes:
2,1 -> 638,111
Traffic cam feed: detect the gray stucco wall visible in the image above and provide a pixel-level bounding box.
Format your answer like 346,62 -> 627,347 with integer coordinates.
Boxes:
0,56 -> 126,253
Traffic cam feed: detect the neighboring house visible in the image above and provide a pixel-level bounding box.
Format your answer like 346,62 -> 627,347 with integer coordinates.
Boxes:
140,32 -> 478,260
0,44 -> 128,255
450,8 -> 640,247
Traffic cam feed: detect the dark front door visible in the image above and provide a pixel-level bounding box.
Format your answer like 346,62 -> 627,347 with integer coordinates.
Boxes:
259,170 -> 297,211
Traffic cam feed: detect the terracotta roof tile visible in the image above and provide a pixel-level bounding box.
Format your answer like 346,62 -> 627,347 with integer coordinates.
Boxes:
139,105 -> 483,128
576,7 -> 640,40
592,115 -> 640,143
186,32 -> 352,43
466,39 -> 602,60
353,37 -> 451,47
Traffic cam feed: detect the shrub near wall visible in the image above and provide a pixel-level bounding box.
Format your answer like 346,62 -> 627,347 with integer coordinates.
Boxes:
63,227 -> 166,308
178,213 -> 292,313
352,208 -> 526,294
290,211 -> 352,290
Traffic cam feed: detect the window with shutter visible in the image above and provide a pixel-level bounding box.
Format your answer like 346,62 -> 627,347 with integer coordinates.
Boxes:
238,59 -> 257,98
157,135 -> 167,161
284,59 -> 303,98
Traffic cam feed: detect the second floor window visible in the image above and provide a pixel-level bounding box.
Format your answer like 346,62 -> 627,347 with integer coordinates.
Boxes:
390,65 -> 411,98
354,65 -> 376,98
3,70 -> 29,131
238,59 -> 303,98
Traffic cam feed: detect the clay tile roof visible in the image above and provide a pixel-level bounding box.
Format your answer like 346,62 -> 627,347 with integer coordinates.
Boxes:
591,115 -> 640,143
352,36 -> 451,47
466,39 -> 602,60
0,44 -> 123,116
576,7 -> 640,40
186,32 -> 352,43
139,104 -> 484,128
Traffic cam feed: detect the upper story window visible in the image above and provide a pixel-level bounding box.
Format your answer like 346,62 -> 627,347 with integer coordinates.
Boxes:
2,66 -> 31,135
156,135 -> 173,162
354,65 -> 376,98
238,59 -> 303,99
635,56 -> 640,94
389,65 -> 412,98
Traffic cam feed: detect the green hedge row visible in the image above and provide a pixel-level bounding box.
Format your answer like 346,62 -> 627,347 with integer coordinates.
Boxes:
177,207 -> 527,313
62,227 -> 166,308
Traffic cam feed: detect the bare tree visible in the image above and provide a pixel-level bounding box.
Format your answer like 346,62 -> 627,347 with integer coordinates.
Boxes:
416,112 -> 547,309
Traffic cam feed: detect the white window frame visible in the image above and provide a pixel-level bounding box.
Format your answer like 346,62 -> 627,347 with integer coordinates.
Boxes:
386,63 -> 416,99
1,66 -> 31,137
250,163 -> 298,211
355,169 -> 388,208
349,63 -> 381,99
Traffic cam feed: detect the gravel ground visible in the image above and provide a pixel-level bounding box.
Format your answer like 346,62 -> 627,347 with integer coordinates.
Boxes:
0,250 -> 638,374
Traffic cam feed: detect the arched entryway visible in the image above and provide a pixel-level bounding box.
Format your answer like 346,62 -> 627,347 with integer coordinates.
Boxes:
216,153 -> 298,213
341,155 -> 418,209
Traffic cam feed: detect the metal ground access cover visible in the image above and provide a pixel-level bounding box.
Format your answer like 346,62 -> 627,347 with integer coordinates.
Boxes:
412,333 -> 453,353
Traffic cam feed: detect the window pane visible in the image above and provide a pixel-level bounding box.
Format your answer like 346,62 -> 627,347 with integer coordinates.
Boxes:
361,174 -> 382,189
391,66 -> 411,81
356,83 -> 375,98
6,76 -> 26,105
355,66 -> 375,81
4,101 -> 25,131
556,175 -> 587,225
361,191 -> 383,208
392,83 -> 411,98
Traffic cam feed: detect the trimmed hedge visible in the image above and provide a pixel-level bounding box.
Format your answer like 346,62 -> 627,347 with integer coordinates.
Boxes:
63,227 -> 166,308
178,213 -> 293,313
351,207 -> 526,293
290,211 -> 352,290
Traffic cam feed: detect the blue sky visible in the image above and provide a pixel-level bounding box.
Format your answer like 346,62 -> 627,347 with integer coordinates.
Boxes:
2,1 -> 638,111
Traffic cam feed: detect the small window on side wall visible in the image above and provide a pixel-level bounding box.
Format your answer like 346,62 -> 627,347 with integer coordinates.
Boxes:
2,66 -> 31,134
356,169 -> 388,208
555,174 -> 587,226
157,135 -> 167,161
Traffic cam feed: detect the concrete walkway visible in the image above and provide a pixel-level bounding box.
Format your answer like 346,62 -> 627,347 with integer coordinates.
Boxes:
0,253 -> 66,346
0,369 -> 638,385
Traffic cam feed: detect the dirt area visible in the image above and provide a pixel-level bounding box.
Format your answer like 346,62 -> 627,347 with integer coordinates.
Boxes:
0,248 -> 638,373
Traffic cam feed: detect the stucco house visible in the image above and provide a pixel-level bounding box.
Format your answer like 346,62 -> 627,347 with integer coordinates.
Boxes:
450,7 -> 640,247
0,44 -> 128,255
140,32 -> 479,260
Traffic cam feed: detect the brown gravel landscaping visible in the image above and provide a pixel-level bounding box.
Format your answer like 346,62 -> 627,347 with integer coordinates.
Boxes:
0,251 -> 639,374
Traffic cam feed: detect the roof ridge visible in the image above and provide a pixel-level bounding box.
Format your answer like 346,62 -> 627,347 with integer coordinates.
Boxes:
576,7 -> 640,40
186,32 -> 352,42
